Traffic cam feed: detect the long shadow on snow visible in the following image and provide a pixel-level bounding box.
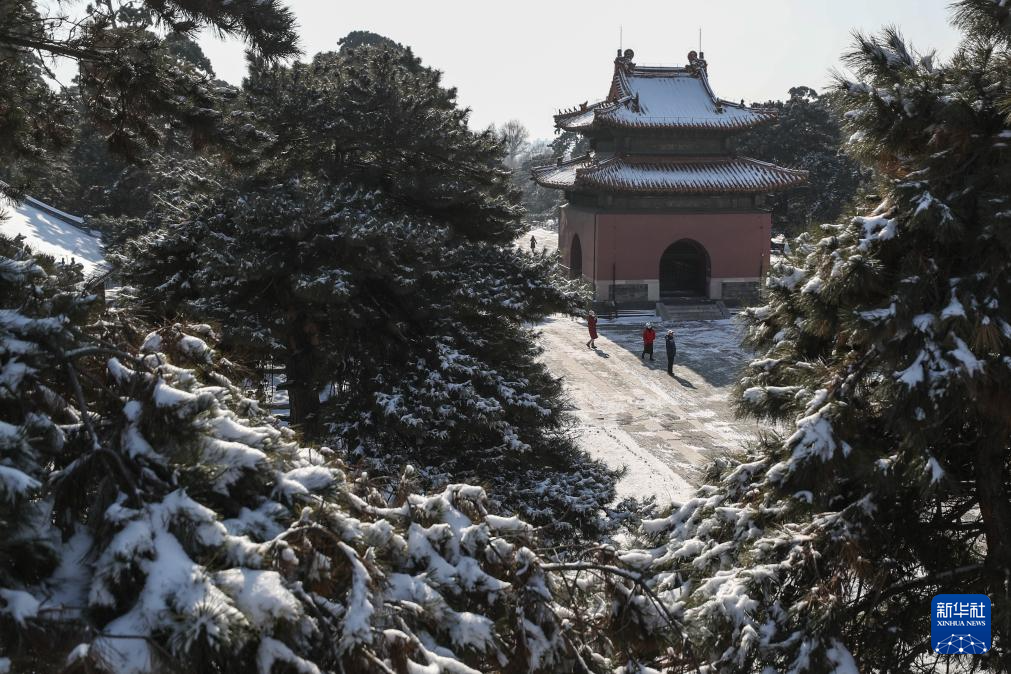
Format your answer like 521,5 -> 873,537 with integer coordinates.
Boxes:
594,319 -> 747,388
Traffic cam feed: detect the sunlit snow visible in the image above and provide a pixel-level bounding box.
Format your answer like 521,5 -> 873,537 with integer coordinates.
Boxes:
0,197 -> 104,275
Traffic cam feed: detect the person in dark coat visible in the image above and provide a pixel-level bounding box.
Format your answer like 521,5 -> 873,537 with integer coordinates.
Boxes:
530,234 -> 537,252
641,322 -> 656,361
586,310 -> 598,349
665,329 -> 677,375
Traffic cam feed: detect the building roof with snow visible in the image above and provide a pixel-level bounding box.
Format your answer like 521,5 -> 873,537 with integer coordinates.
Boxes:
532,154 -> 806,195
534,49 -> 805,199
0,196 -> 105,275
554,50 -> 776,133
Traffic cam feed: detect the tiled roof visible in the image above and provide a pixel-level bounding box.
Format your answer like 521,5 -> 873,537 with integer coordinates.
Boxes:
555,58 -> 775,132
531,154 -> 807,195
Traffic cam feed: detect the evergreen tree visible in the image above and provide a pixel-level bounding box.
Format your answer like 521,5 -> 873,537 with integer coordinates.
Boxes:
0,237 -> 674,674
116,42 -> 618,537
0,8 -> 75,198
337,29 -> 403,53
46,29 -> 227,218
0,238 -> 83,657
736,86 -> 868,236
628,6 -> 1011,672
0,0 -> 298,198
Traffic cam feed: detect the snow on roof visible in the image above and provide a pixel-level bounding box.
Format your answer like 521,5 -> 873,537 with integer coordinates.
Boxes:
555,53 -> 775,132
532,154 -> 807,195
0,196 -> 105,274
532,158 -> 586,190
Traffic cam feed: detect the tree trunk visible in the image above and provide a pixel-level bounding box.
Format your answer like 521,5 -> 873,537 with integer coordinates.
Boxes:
286,348 -> 321,440
285,316 -> 322,441
975,426 -> 1011,666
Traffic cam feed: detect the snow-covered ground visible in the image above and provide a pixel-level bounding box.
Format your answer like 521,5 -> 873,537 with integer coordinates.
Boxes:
0,197 -> 104,274
525,226 -> 558,255
539,312 -> 761,507
525,225 -> 760,505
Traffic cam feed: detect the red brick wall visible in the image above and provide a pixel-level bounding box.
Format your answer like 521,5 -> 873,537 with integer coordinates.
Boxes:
560,205 -> 771,298
596,211 -> 770,280
559,206 -> 597,281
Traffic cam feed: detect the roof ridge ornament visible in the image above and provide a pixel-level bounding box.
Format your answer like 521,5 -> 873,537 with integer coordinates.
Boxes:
687,50 -> 708,77
615,48 -> 635,74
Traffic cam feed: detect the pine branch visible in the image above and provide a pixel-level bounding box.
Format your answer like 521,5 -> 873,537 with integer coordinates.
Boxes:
0,31 -> 111,61
59,354 -> 142,508
540,561 -> 685,640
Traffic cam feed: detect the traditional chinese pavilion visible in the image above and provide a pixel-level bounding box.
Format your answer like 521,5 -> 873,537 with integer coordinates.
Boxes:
533,49 -> 806,304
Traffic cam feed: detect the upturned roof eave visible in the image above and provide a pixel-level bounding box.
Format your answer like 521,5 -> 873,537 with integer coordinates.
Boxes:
530,154 -> 808,194
554,108 -> 778,133
574,179 -> 806,195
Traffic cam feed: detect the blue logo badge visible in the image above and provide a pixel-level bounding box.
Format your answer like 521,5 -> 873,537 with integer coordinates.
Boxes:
932,594 -> 991,654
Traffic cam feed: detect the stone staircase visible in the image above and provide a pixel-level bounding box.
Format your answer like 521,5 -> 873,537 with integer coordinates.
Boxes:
656,299 -> 728,321
615,308 -> 657,319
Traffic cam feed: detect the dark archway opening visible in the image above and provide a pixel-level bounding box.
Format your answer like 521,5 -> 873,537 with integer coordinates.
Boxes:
570,234 -> 583,280
659,239 -> 709,298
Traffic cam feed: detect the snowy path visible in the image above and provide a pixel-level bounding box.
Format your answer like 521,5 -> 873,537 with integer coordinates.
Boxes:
538,314 -> 762,506
526,226 -> 558,255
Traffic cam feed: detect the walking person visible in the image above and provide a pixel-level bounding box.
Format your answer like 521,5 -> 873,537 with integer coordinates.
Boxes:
665,329 -> 677,375
586,310 -> 598,349
530,234 -> 537,253
641,322 -> 656,361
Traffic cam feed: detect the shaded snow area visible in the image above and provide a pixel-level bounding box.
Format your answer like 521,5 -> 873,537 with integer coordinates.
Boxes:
257,371 -> 336,426
0,197 -> 104,274
538,315 -> 761,506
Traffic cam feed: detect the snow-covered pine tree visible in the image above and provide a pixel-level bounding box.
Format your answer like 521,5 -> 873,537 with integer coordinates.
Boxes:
0,236 -> 81,659
735,86 -> 868,236
0,0 -> 298,198
625,6 -> 1011,673
47,28 -> 233,219
0,234 -> 675,674
116,41 -> 618,538
0,8 -> 75,199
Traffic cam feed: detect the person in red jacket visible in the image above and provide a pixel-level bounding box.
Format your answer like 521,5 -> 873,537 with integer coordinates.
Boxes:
586,310 -> 598,349
641,322 -> 656,361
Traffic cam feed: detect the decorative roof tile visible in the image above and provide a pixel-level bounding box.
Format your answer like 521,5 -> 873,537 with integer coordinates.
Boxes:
532,154 -> 807,195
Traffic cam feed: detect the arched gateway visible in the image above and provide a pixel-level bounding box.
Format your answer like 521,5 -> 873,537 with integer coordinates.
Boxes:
659,240 -> 709,298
